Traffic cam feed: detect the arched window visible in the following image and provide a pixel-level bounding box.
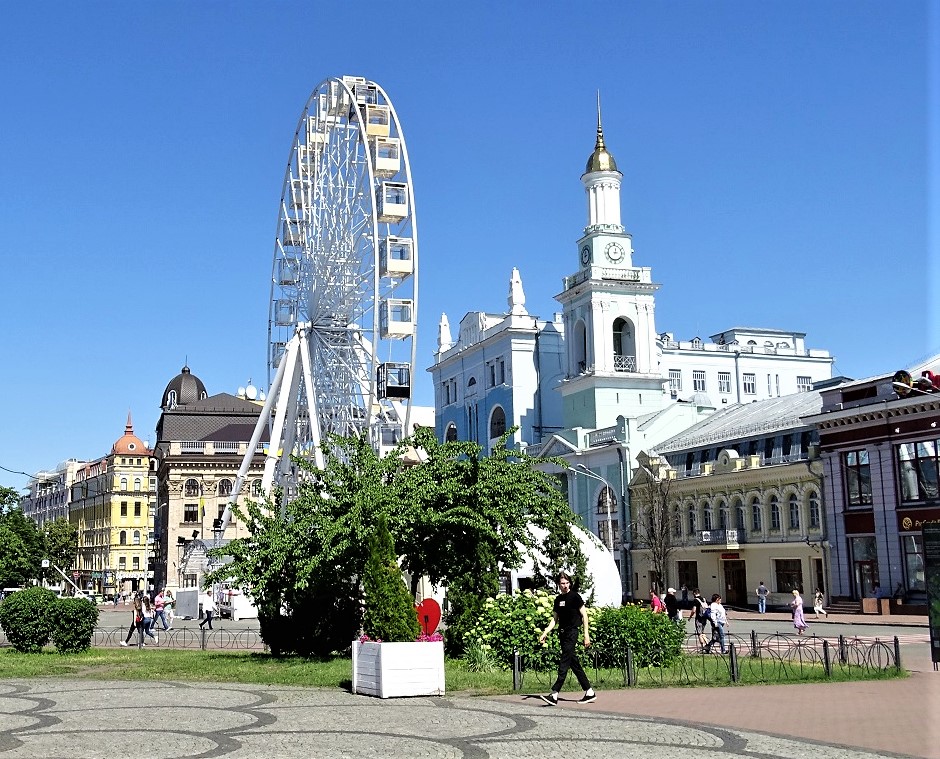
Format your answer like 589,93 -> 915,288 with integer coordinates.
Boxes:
251,480 -> 263,497
809,493 -> 821,528
573,320 -> 587,373
788,494 -> 800,530
718,500 -> 728,529
119,530 -> 127,545
687,506 -> 697,534
751,497 -> 763,532
673,508 -> 682,537
120,478 -> 128,492
133,530 -> 141,545
703,506 -> 713,531
489,406 -> 507,439
612,318 -> 636,372
595,486 -> 616,514
218,479 -> 233,498
133,478 -> 141,491
184,479 -> 201,497
445,423 -> 458,442
770,496 -> 781,530
167,390 -> 178,408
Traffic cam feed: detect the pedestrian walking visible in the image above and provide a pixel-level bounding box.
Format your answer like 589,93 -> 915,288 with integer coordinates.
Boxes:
120,593 -> 143,647
537,571 -> 596,706
703,594 -> 728,654
164,590 -> 175,629
649,588 -> 665,613
199,594 -> 216,630
813,588 -> 828,619
153,589 -> 170,631
664,587 -> 680,624
691,589 -> 710,649
791,589 -> 808,635
141,595 -> 158,645
756,581 -> 769,613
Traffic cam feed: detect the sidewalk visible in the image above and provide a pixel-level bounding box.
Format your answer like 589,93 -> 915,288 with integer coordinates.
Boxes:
725,608 -> 929,627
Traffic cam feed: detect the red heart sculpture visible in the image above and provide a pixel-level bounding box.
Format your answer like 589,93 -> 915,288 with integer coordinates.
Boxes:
415,598 -> 442,635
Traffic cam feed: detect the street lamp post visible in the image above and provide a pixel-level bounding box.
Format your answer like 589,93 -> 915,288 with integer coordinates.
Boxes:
573,464 -> 616,553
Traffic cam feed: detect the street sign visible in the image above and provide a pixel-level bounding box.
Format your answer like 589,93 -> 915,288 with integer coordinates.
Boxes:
41,560 -> 50,568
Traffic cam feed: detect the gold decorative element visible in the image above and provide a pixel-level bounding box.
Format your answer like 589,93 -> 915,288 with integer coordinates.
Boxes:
585,91 -> 619,174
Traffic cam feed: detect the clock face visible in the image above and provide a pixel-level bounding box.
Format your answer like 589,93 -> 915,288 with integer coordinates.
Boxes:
605,242 -> 625,263
580,246 -> 591,266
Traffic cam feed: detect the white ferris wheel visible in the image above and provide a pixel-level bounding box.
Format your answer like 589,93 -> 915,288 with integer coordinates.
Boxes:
226,75 -> 418,517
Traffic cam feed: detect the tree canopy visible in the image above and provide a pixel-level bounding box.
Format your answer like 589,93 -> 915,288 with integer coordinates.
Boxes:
208,427 -> 587,654
0,486 -> 43,588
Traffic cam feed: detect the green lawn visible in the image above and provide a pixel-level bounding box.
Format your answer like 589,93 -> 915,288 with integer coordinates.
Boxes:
0,647 -> 906,692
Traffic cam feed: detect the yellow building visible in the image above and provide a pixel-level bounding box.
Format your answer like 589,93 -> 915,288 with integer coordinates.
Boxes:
70,415 -> 156,596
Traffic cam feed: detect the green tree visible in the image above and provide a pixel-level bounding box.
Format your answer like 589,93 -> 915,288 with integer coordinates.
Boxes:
361,515 -> 420,642
42,518 -> 78,576
0,487 -> 43,588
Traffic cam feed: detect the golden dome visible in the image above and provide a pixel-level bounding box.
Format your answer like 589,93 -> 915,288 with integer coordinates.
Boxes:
584,92 -> 619,174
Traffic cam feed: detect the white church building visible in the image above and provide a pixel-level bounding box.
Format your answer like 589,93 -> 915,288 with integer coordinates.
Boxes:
428,109 -> 833,599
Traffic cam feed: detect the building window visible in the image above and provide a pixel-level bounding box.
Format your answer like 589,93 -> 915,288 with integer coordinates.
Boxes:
687,506 -> 697,534
751,498 -> 762,532
692,370 -> 706,392
119,556 -> 126,569
717,501 -> 727,529
703,506 -> 712,531
445,423 -> 458,442
774,559 -> 803,592
673,508 -> 682,537
770,496 -> 780,530
120,502 -> 128,517
132,556 -> 140,570
743,373 -> 756,395
677,561 -> 699,591
489,406 -> 507,439
598,518 -> 620,550
120,477 -> 128,492
902,534 -> 926,592
133,530 -> 141,545
844,450 -> 873,506
668,370 -> 682,393
119,531 -> 127,545
133,478 -> 141,491
897,440 -> 940,502
134,502 -> 141,517
797,376 -> 812,392
251,480 -> 263,497
487,359 -> 505,388
183,503 -> 199,523
718,372 -> 732,394
809,494 -> 820,528
736,504 -> 746,531
184,479 -> 201,498
218,479 -> 233,498
788,494 -> 800,530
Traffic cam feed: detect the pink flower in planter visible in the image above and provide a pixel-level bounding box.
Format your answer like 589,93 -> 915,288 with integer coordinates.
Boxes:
417,632 -> 443,643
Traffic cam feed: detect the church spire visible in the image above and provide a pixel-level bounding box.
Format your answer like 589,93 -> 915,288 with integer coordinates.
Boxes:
584,91 -> 619,175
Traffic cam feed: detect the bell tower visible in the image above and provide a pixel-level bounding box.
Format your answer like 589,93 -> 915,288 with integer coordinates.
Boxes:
555,97 -> 665,431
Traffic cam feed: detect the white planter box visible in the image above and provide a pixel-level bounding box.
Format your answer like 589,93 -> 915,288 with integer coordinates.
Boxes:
352,640 -> 445,698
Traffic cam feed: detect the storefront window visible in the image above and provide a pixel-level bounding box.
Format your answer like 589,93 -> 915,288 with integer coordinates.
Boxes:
774,559 -> 803,592
897,440 -> 940,502
902,534 -> 926,592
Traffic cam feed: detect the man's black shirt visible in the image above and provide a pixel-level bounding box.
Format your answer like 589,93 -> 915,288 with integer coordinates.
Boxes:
554,591 -> 585,631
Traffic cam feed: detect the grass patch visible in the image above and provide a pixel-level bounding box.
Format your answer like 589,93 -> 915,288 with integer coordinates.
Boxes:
0,648 -> 907,691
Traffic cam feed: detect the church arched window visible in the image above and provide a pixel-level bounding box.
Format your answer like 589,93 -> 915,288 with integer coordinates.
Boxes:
612,317 -> 636,372
489,406 -> 507,439
445,423 -> 458,442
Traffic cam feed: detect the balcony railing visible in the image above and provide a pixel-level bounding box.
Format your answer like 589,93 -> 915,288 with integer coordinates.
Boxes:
614,355 -> 637,372
699,528 -> 746,546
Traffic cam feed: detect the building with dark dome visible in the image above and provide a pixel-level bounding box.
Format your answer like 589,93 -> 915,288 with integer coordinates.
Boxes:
152,365 -> 268,593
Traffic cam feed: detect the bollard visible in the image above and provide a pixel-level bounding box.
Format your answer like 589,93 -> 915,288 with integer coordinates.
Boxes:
200,626 -> 208,650
893,636 -> 902,672
750,629 -> 759,658
729,643 -> 739,683
512,650 -> 522,691
838,634 -> 847,664
625,647 -> 636,687
822,639 -> 832,677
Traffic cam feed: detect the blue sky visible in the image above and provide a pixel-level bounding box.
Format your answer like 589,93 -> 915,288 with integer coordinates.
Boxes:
1,2 -> 936,491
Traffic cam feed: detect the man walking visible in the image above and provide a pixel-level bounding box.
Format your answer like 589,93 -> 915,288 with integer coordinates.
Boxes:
198,593 -> 216,630
703,593 -> 729,654
537,572 -> 596,706
756,581 -> 769,614
664,587 -> 680,624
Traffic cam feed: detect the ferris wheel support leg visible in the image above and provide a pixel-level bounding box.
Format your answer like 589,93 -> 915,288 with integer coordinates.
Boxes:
297,329 -> 325,471
219,339 -> 291,532
262,331 -> 303,495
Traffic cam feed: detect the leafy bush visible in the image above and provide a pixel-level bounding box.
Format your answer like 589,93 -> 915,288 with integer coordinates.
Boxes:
464,589 -> 564,668
461,640 -> 499,673
50,597 -> 99,653
361,516 -> 420,643
0,586 -> 57,652
592,604 -> 685,668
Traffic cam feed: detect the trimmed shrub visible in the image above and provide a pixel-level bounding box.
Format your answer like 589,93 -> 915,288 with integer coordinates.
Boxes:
50,597 -> 99,653
362,516 -> 419,642
464,589 -> 564,669
592,604 -> 685,668
0,587 -> 57,652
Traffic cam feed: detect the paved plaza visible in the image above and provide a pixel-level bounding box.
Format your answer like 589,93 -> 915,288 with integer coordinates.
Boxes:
0,674 -> 936,759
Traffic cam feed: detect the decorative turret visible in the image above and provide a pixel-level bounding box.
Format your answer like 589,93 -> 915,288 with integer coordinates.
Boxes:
581,93 -> 623,233
508,267 -> 528,316
437,313 -> 453,353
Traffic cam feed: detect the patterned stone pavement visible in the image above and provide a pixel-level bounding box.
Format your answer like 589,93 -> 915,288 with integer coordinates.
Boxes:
0,679 -> 923,759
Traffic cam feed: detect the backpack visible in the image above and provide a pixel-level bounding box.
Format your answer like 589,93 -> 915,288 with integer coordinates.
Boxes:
698,604 -> 711,624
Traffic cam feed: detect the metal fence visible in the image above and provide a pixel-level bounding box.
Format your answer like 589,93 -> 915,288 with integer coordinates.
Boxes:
518,631 -> 902,689
0,626 -> 267,651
